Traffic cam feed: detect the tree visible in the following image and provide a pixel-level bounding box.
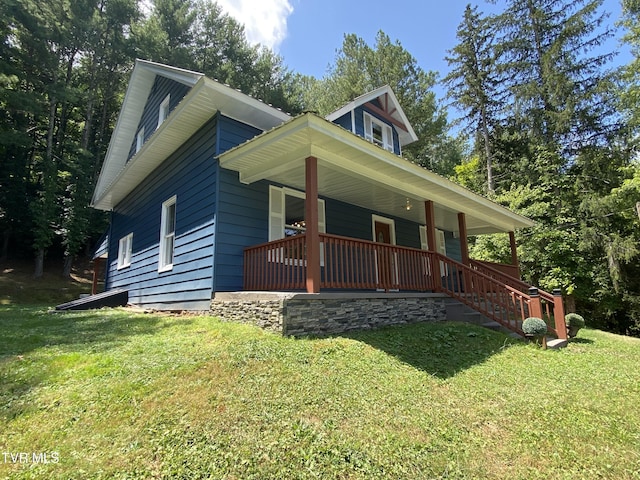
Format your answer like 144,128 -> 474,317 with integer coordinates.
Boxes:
494,0 -> 616,154
444,4 -> 502,193
620,0 -> 640,139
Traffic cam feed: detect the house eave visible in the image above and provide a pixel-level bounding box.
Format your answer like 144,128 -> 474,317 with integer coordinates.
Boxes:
219,113 -> 534,235
91,68 -> 290,211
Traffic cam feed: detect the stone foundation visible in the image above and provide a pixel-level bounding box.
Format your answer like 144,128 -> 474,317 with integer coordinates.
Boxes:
210,292 -> 447,336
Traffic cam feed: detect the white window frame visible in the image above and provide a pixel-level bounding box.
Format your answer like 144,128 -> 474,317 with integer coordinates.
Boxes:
268,186 -> 326,266
364,111 -> 394,152
268,186 -> 326,241
117,233 -> 133,269
158,196 -> 177,272
136,127 -> 145,153
419,226 -> 447,255
158,94 -> 170,128
420,225 -> 448,275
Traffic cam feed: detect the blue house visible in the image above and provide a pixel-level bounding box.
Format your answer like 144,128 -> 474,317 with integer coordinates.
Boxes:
92,60 -> 568,339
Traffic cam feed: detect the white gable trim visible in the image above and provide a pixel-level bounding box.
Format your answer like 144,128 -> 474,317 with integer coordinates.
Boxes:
92,60 -> 291,211
326,85 -> 418,146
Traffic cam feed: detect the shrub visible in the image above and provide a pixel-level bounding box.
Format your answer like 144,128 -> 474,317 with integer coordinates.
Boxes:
565,313 -> 585,328
522,317 -> 548,336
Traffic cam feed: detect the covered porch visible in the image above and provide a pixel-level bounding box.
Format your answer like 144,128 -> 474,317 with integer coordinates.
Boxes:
218,113 -> 567,339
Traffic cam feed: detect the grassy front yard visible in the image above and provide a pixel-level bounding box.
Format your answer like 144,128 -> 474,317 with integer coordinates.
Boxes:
1,306 -> 639,479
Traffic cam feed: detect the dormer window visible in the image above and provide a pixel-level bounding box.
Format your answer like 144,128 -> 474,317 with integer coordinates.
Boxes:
158,94 -> 170,128
364,112 -> 393,152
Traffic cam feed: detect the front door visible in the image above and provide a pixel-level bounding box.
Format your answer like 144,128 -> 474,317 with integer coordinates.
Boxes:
373,218 -> 398,290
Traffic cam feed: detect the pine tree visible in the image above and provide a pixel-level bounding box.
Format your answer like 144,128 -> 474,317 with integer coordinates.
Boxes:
444,4 -> 502,193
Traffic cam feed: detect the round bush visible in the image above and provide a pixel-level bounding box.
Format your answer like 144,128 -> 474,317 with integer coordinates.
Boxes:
522,317 -> 548,336
565,313 -> 585,328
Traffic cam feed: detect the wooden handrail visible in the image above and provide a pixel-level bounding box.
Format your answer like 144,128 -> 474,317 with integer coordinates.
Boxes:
244,234 -> 567,339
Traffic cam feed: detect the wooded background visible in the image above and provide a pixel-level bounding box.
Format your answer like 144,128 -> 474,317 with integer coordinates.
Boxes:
1,0 -> 639,335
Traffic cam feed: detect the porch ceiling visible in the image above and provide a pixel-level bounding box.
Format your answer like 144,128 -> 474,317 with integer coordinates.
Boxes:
218,113 -> 535,235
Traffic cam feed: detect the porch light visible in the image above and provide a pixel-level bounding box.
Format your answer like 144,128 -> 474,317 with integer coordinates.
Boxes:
405,198 -> 413,211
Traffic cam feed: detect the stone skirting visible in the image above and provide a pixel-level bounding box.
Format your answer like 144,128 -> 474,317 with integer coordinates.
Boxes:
210,292 -> 448,336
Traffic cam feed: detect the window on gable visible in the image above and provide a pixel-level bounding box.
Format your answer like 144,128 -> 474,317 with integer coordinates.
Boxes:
136,127 -> 145,153
158,94 -> 170,128
159,196 -> 176,272
117,233 -> 133,269
364,112 -> 394,152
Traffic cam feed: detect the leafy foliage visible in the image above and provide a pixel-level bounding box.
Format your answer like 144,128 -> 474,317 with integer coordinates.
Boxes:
565,312 -> 586,328
522,316 -> 549,336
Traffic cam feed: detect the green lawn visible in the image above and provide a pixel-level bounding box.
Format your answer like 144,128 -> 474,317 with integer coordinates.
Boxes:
1,306 -> 639,479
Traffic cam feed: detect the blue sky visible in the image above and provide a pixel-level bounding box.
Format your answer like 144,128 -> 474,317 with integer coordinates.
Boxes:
217,0 -> 632,101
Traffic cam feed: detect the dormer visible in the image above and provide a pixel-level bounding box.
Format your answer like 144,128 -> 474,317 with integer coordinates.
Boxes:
326,85 -> 418,156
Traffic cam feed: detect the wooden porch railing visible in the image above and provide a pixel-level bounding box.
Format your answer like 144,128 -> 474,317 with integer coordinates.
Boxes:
244,234 -> 567,339
468,259 -> 566,338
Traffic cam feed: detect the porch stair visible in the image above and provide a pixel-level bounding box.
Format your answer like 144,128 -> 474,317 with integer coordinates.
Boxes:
445,297 -> 523,338
444,297 -> 567,347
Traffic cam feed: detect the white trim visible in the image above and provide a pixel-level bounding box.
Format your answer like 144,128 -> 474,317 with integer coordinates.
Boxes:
325,84 -> 418,146
372,214 -> 399,289
419,225 -> 428,251
136,127 -> 144,153
158,94 -> 170,128
117,233 -> 133,269
350,109 -> 356,134
218,114 -> 535,235
363,111 -> 393,152
92,70 -> 291,210
372,214 -> 396,245
159,195 -> 177,272
268,185 -> 326,265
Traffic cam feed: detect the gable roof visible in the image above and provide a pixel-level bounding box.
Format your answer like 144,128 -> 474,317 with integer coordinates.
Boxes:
91,59 -> 291,211
325,85 -> 419,147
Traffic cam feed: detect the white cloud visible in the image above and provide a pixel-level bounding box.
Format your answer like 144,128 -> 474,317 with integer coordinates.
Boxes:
215,0 -> 294,51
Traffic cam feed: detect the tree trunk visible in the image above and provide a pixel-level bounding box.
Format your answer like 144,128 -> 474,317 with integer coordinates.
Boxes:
34,248 -> 45,278
63,254 -> 74,278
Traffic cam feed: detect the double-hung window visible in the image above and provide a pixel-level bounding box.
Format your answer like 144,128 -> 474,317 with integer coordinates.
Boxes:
158,94 -> 170,128
364,112 -> 394,152
117,233 -> 133,269
268,186 -> 326,265
159,196 -> 177,272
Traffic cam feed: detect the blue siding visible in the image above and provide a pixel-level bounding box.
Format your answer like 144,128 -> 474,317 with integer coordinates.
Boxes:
326,198 -> 421,248
217,115 -> 262,155
215,171 -> 270,291
444,231 -> 462,262
332,111 -> 352,131
128,76 -> 191,160
214,115 -> 269,291
107,117 -> 218,310
212,172 -> 459,291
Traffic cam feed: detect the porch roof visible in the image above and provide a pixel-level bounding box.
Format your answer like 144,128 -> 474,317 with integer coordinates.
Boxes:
218,113 -> 535,235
